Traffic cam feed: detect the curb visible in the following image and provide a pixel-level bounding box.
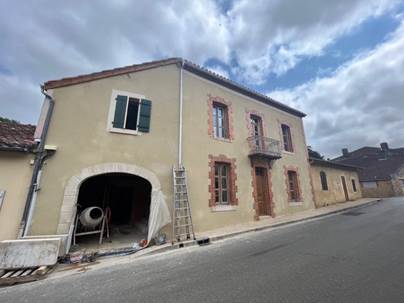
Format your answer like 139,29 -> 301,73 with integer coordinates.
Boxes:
134,198 -> 382,258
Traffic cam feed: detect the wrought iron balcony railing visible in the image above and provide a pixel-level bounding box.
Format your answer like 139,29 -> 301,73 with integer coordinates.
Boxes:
247,136 -> 282,159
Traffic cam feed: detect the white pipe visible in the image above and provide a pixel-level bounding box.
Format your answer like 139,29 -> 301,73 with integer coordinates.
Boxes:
23,169 -> 42,237
178,59 -> 184,167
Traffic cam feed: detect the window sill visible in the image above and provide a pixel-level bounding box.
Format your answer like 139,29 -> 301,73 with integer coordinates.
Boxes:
210,205 -> 237,212
289,201 -> 303,206
108,128 -> 142,136
283,150 -> 295,155
212,136 -> 232,143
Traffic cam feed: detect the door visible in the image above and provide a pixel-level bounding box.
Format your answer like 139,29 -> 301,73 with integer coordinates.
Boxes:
255,167 -> 271,216
341,176 -> 349,201
250,115 -> 264,149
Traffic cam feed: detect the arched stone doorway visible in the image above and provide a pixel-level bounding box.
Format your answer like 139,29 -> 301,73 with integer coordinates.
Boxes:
56,163 -> 163,252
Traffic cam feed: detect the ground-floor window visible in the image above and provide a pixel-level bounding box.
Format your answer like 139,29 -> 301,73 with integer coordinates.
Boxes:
208,155 -> 238,207
287,170 -> 301,202
352,179 -> 357,192
214,162 -> 230,205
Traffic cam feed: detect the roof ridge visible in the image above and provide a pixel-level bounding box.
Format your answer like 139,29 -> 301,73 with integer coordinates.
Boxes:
43,57 -> 306,117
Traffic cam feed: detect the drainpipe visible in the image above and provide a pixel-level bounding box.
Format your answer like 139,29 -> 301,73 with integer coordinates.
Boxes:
19,86 -> 55,237
178,59 -> 184,167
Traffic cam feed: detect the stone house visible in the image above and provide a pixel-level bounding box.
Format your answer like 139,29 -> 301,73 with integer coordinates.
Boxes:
309,157 -> 362,208
333,143 -> 404,198
0,120 -> 35,240
16,58 -> 315,253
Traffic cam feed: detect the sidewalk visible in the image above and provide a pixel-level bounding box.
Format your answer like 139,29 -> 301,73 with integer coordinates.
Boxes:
196,197 -> 381,242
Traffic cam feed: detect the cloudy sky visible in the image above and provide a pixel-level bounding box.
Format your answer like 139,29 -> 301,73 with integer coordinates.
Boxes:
1,0 -> 403,157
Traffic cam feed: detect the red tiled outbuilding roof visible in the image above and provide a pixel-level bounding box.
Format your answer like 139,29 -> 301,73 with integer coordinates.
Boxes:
0,120 -> 36,152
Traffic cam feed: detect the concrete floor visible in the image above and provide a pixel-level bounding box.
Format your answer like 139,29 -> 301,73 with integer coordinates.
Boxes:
2,197 -> 404,302
72,225 -> 147,253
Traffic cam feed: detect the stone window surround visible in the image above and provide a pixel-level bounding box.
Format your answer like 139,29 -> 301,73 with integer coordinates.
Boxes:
207,94 -> 234,142
56,162 -> 161,250
284,165 -> 303,203
208,154 -> 238,208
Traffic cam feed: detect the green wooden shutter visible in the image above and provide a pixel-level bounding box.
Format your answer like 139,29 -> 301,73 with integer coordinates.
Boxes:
113,95 -> 127,128
137,99 -> 152,132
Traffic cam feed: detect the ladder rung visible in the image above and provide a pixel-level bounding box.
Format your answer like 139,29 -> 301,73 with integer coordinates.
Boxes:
175,207 -> 190,210
175,224 -> 193,228
175,215 -> 191,219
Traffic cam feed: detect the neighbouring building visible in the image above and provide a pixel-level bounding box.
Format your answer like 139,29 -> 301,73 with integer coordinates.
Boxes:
0,120 -> 35,240
334,143 -> 404,198
20,58 -> 315,254
309,157 -> 362,208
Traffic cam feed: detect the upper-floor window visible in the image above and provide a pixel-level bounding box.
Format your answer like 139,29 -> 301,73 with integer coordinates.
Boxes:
281,124 -> 293,152
287,170 -> 300,202
320,171 -> 328,191
108,90 -> 152,134
212,103 -> 229,139
352,179 -> 357,192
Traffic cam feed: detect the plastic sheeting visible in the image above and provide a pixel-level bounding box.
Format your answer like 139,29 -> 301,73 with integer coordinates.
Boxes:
147,189 -> 171,244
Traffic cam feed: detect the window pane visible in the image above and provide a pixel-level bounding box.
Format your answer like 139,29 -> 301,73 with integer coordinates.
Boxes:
222,190 -> 228,203
113,95 -> 127,128
215,165 -> 219,176
125,98 -> 139,130
222,176 -> 227,189
215,177 -> 219,189
215,190 -> 219,202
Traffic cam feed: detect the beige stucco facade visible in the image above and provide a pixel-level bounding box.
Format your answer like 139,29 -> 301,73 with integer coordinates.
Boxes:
28,63 -> 314,249
310,164 -> 362,208
0,151 -> 33,240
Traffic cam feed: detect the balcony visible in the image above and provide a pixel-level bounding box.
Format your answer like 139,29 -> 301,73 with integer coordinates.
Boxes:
247,136 -> 282,160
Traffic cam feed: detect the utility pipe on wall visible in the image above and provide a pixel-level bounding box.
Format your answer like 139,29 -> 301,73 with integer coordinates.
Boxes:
178,59 -> 184,167
20,87 -> 55,237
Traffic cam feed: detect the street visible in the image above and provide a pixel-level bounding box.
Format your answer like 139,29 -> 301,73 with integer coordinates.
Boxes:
2,197 -> 404,303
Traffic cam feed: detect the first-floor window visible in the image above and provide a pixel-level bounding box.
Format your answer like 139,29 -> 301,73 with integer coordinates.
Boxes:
214,162 -> 230,205
212,103 -> 229,139
281,124 -> 293,152
110,92 -> 152,133
352,179 -> 357,192
287,170 -> 300,202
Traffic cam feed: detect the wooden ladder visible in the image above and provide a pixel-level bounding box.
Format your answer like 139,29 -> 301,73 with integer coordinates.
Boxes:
172,166 -> 195,242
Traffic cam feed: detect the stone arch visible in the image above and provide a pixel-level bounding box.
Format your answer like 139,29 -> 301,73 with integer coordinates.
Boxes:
56,162 -> 161,237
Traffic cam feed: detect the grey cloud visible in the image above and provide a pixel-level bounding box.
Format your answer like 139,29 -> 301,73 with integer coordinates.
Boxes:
270,21 -> 404,157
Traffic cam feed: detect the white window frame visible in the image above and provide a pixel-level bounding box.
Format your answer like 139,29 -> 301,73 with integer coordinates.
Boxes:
107,90 -> 145,135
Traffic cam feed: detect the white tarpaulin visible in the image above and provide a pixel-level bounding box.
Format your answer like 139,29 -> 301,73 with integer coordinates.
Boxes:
147,189 -> 171,244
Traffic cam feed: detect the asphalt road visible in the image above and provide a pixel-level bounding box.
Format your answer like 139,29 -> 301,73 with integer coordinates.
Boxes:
2,197 -> 404,303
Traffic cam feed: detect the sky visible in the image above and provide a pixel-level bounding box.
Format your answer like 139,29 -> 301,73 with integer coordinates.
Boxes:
0,0 -> 403,157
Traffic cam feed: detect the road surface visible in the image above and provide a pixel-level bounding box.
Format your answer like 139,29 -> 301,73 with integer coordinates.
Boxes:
2,197 -> 404,303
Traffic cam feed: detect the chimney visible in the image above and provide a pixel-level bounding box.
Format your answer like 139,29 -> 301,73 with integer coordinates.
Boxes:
342,148 -> 348,156
380,142 -> 389,151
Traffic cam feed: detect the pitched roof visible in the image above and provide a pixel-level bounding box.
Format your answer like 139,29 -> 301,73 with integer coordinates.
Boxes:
0,120 -> 36,152
333,146 -> 404,181
43,58 -> 306,118
309,157 -> 361,171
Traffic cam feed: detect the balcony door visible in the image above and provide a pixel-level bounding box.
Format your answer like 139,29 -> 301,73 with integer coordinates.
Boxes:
255,167 -> 271,216
250,115 -> 263,148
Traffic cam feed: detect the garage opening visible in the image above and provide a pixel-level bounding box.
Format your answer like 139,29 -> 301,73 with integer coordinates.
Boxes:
72,173 -> 151,251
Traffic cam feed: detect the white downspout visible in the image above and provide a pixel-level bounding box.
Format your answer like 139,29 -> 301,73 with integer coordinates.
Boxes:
23,170 -> 42,236
178,59 -> 184,167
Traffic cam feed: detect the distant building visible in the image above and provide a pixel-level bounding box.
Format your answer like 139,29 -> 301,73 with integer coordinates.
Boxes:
0,119 -> 35,240
309,157 -> 362,208
333,143 -> 404,198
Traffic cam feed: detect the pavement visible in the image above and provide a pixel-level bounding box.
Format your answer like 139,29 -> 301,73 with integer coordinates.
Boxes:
2,197 -> 404,302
